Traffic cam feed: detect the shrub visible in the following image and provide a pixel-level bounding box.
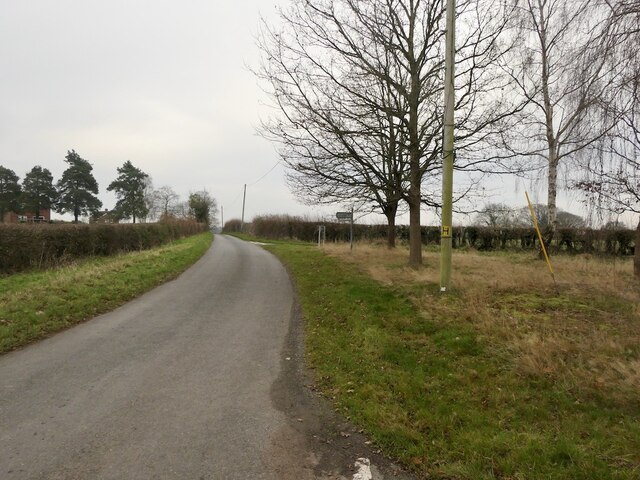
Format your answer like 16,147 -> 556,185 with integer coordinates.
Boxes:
237,215 -> 635,257
0,220 -> 207,272
223,218 -> 242,233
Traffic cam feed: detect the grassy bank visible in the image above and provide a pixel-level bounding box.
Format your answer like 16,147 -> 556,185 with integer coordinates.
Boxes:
266,240 -> 640,479
0,232 -> 212,354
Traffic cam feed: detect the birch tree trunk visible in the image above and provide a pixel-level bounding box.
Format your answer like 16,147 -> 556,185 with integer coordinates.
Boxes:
539,0 -> 558,250
545,150 -> 559,249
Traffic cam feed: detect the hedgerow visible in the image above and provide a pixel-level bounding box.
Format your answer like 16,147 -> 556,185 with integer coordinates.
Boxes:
245,214 -> 635,256
0,220 -> 208,272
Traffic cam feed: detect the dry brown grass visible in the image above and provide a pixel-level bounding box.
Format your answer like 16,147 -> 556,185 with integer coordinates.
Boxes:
323,243 -> 640,405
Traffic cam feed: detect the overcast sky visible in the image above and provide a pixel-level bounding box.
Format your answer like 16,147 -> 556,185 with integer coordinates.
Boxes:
0,0 -> 621,226
0,0 -> 322,223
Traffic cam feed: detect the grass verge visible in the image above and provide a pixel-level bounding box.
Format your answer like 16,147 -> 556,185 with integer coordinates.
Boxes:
266,240 -> 640,480
0,232 -> 213,354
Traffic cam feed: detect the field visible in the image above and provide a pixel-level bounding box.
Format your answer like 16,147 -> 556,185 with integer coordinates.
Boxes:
266,239 -> 640,479
0,232 -> 212,354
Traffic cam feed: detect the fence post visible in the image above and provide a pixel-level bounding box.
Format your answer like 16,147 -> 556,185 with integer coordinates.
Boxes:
349,207 -> 354,251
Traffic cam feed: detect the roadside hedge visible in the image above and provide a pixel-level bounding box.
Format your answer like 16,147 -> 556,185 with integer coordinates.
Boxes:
0,220 -> 208,272
247,214 -> 636,256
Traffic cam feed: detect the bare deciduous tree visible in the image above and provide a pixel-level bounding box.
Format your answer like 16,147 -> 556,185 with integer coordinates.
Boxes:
258,0 -> 521,264
503,0 -> 628,248
150,185 -> 180,220
473,203 -> 517,227
574,0 -> 640,275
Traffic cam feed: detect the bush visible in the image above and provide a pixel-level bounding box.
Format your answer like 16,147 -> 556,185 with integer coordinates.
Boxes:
0,220 -> 208,272
240,215 -> 635,257
223,218 -> 243,233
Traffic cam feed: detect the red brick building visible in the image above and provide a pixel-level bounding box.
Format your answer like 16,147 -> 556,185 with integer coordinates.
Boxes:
2,209 -> 51,223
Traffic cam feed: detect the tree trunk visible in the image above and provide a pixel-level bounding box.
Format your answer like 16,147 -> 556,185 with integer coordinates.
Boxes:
133,214 -> 136,224
407,153 -> 422,266
384,205 -> 398,249
543,153 -> 559,252
404,5 -> 422,268
539,5 -> 557,255
407,60 -> 422,266
74,206 -> 79,223
408,183 -> 422,267
635,218 -> 640,278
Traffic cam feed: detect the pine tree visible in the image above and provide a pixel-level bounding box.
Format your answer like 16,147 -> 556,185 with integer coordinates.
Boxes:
22,166 -> 57,219
107,161 -> 149,223
56,150 -> 102,222
0,166 -> 22,222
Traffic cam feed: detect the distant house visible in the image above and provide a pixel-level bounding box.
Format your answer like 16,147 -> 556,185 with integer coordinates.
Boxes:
3,209 -> 51,224
92,209 -> 119,224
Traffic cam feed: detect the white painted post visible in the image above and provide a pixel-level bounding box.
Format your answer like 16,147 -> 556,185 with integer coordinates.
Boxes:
350,207 -> 354,251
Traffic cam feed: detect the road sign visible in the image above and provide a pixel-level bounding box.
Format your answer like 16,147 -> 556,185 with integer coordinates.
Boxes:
336,209 -> 354,251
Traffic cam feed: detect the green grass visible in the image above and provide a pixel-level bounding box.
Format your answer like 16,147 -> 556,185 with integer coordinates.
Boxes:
0,232 -> 213,353
266,241 -> 640,479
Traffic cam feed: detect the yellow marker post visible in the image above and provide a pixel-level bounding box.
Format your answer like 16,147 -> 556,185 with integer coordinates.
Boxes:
525,192 -> 556,286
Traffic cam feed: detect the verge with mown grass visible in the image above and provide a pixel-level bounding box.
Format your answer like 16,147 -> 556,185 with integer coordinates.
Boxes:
0,232 -> 213,354
266,239 -> 640,480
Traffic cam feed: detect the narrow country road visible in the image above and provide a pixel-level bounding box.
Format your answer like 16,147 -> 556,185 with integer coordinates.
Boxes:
0,235 -> 411,480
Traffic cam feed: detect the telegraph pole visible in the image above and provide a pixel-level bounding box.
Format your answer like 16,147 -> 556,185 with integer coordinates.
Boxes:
221,205 -> 224,231
440,0 -> 456,292
240,184 -> 247,232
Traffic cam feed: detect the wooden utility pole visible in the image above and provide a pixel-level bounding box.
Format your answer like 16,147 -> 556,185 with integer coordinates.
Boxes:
440,0 -> 456,292
240,184 -> 247,232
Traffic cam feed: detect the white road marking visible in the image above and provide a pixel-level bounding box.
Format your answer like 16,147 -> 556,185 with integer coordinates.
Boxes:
353,457 -> 373,480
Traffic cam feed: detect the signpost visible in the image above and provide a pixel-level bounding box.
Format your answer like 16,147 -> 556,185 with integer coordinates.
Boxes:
336,208 -> 354,251
317,225 -> 326,247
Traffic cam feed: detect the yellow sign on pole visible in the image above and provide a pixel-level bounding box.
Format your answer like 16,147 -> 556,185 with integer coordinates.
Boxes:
441,226 -> 452,238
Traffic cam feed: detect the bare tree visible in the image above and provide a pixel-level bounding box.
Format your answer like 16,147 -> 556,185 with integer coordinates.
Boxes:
151,185 -> 180,220
574,0 -> 640,276
173,201 -> 191,220
474,203 -> 517,227
259,57 -> 410,247
576,153 -> 639,275
502,0 -> 628,249
258,0 -> 521,265
516,204 -> 586,228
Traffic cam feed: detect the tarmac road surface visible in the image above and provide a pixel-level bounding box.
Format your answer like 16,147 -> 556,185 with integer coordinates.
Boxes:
0,235 -> 412,480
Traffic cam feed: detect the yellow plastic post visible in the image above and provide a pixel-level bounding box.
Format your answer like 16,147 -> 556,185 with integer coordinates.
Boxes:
525,192 -> 556,285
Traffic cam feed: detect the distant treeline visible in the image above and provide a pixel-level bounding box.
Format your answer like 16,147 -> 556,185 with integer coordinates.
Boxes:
0,220 -> 208,272
225,214 -> 636,256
